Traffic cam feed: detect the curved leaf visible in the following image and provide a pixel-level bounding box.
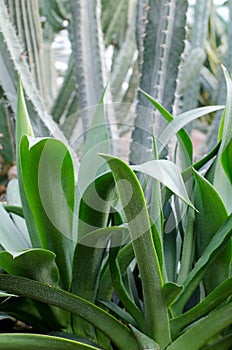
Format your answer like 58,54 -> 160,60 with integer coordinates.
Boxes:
20,135 -> 75,290
219,66 -> 232,184
100,154 -> 171,348
133,159 -> 195,209
0,333 -> 100,350
159,105 -> 224,153
167,301 -> 232,350
72,172 -> 116,339
140,89 -> 193,161
0,274 -> 139,350
163,282 -> 183,307
0,249 -> 59,285
171,276 -> 232,336
172,213 -> 232,315
109,242 -> 144,330
193,169 -> 231,292
130,325 -> 160,350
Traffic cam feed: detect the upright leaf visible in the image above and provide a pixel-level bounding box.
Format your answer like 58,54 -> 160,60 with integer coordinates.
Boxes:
100,154 -> 171,348
19,136 -> 75,290
193,169 -> 231,293
172,213 -> 232,315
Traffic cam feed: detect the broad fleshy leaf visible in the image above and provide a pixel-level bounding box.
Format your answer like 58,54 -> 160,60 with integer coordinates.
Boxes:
172,213 -> 232,314
0,274 -> 139,350
0,334 -> 100,350
100,154 -> 171,348
171,276 -> 232,336
130,325 -> 160,350
0,249 -> 59,285
193,169 -> 231,293
19,135 -> 75,290
163,282 -> 183,307
167,301 -> 232,350
218,66 -> 232,184
134,159 -> 195,209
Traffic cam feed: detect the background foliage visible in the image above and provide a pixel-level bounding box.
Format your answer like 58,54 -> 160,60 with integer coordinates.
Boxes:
0,0 -> 231,176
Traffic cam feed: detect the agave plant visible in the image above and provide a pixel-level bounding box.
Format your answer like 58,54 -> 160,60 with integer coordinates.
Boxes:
0,58 -> 231,350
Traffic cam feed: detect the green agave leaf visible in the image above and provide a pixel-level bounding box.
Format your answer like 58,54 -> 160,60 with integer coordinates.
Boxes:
218,108 -> 225,143
0,205 -> 30,251
130,325 -> 160,350
213,161 -> 232,213
0,334 -> 100,350
98,241 -> 135,301
159,105 -> 224,153
109,242 -> 144,330
221,139 -> 232,184
140,88 -> 193,161
182,141 -> 221,182
172,213 -> 232,315
218,66 -> 232,184
0,274 -> 139,350
213,67 -> 232,211
100,154 -> 171,348
78,226 -> 129,248
193,169 -> 231,292
99,300 -> 137,326
16,81 -> 34,156
163,282 -> 183,307
133,159 -> 195,209
167,301 -> 232,350
0,249 -> 59,285
171,276 -> 232,337
176,207 -> 195,285
72,172 -> 116,339
203,333 -> 232,350
16,80 -> 41,247
3,205 -> 24,218
48,332 -> 103,349
20,135 -> 75,290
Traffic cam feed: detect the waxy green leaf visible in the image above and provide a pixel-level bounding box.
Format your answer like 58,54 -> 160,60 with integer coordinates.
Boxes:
171,276 -> 232,336
172,213 -> 232,314
218,66 -> 232,184
0,274 -> 139,350
0,249 -> 59,285
130,325 -> 160,350
20,135 -> 75,290
134,159 -> 195,209
167,301 -> 232,350
0,333 -> 100,349
193,169 -> 231,293
100,154 -> 171,348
